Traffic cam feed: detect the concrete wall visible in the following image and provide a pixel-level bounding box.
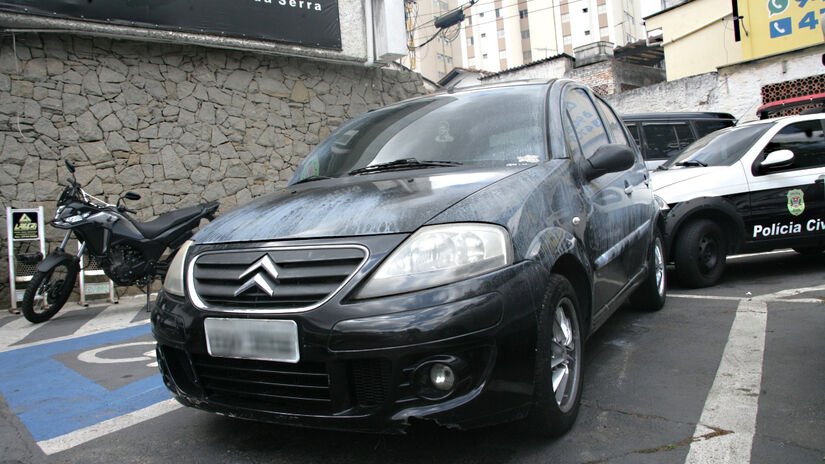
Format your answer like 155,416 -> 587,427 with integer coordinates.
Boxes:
0,33 -> 426,308
606,44 -> 825,122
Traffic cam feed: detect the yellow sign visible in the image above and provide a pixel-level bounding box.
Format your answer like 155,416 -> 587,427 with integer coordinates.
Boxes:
738,0 -> 825,60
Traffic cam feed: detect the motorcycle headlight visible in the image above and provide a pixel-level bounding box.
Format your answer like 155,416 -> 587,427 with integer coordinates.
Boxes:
163,240 -> 193,297
356,223 -> 513,299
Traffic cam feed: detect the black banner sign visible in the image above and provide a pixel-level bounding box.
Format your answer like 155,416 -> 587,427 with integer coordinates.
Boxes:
12,211 -> 39,240
0,0 -> 342,50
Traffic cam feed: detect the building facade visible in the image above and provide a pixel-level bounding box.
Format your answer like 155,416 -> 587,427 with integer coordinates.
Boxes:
398,0 -> 464,81
459,0 -> 645,75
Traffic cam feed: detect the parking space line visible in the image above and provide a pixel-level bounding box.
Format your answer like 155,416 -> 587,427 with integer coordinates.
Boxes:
74,304 -> 143,337
0,316 -> 42,349
37,399 -> 182,455
685,298 -> 767,464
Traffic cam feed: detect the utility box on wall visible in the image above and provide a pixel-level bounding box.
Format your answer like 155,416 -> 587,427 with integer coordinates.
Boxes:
372,0 -> 407,63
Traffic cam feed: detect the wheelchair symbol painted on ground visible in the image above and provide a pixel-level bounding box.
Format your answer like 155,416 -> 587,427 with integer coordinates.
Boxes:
77,341 -> 157,367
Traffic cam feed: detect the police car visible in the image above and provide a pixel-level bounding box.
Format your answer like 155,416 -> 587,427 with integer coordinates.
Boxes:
651,113 -> 825,287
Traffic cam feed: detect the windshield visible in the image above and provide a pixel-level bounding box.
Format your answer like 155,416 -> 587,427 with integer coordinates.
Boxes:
661,123 -> 773,168
289,85 -> 547,183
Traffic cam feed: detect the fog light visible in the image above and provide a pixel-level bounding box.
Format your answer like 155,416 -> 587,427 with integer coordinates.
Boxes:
429,363 -> 455,391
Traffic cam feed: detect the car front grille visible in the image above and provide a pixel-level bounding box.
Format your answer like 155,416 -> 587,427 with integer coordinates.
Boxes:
192,354 -> 334,415
190,245 -> 367,311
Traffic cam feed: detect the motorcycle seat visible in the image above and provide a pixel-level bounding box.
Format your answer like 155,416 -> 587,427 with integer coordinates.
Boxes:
129,202 -> 218,240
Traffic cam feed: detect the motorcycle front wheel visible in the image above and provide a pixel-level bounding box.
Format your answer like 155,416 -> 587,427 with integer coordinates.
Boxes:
20,262 -> 78,323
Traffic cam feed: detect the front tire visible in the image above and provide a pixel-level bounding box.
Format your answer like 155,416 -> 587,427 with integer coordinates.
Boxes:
674,219 -> 727,288
20,261 -> 78,323
527,274 -> 583,437
630,231 -> 667,311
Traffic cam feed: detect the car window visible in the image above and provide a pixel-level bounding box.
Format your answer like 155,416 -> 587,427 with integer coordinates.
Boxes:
289,86 -> 547,182
662,123 -> 773,168
756,120 -> 825,174
595,99 -> 629,146
641,123 -> 695,160
694,120 -> 734,138
625,123 -> 641,148
562,113 -> 584,159
565,89 -> 609,159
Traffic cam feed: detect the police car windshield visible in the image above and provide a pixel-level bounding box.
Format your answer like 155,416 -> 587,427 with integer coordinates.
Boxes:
662,123 -> 773,169
288,86 -> 547,184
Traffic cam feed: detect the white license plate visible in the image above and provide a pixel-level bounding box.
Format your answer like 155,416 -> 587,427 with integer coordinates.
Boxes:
204,318 -> 299,363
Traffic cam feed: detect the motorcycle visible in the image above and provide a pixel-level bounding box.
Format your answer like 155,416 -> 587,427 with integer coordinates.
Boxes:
20,160 -> 219,323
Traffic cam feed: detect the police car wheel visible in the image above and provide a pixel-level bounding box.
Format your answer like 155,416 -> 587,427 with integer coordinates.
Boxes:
792,247 -> 824,255
674,219 -> 727,288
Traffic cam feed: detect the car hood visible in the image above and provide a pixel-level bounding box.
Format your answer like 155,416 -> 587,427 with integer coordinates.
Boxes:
193,166 -> 529,244
650,166 -> 727,191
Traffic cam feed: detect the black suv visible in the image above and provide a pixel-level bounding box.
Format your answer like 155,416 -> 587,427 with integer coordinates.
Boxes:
152,80 -> 666,436
623,112 -> 736,169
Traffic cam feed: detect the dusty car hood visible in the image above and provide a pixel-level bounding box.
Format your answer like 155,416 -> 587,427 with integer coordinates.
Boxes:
650,166 -> 727,191
193,166 -> 529,244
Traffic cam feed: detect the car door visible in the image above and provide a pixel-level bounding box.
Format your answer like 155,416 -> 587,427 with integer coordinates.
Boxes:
563,87 -> 632,311
594,97 -> 653,282
745,117 -> 825,249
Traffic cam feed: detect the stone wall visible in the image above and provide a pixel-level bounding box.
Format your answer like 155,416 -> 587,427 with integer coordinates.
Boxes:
605,45 -> 825,122
0,33 -> 426,309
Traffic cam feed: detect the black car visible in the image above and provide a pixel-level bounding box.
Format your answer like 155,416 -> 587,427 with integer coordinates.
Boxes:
622,112 -> 737,169
152,79 -> 666,436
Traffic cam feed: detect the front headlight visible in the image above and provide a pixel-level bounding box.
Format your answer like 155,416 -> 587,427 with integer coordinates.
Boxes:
163,240 -> 193,297
356,223 -> 513,299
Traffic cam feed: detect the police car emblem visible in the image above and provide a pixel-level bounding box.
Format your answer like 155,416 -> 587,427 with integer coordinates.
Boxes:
787,189 -> 805,216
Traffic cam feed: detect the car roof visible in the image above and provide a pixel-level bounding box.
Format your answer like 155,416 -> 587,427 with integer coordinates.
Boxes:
621,112 -> 736,121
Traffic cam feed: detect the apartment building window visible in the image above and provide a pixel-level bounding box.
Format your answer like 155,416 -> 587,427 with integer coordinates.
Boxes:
582,7 -> 588,13
481,32 -> 486,38
560,12 -> 569,23
444,37 -> 451,45
482,53 -> 488,59
626,33 -> 633,43
519,9 -> 528,18
563,35 -> 572,46
521,29 -> 530,39
584,30 -> 590,36
469,36 -> 474,46
468,16 -> 472,25
523,50 -> 532,62
479,11 -> 484,17
499,50 -> 506,59
438,71 -> 445,78
498,29 -> 505,38
600,26 -> 609,38
439,0 -> 448,9
495,8 -> 501,17
598,4 -> 606,15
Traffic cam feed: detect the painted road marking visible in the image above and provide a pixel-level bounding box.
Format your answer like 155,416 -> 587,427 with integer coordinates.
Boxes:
685,298 -> 767,464
38,399 -> 182,455
0,315 -> 43,349
0,323 -> 171,454
74,303 -> 144,337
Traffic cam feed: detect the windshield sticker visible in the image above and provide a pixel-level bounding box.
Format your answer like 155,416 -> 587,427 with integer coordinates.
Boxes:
436,122 -> 454,143
753,217 -> 824,238
787,189 -> 805,216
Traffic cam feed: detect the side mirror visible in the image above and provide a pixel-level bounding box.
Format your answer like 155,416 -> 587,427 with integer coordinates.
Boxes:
122,191 -> 141,201
583,144 -> 636,180
760,149 -> 794,169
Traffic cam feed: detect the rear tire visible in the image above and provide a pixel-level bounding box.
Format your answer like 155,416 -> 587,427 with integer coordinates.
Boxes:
630,231 -> 667,311
674,219 -> 727,288
20,262 -> 77,323
527,274 -> 583,437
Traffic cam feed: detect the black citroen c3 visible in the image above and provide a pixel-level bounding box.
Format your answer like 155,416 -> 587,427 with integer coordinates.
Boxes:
151,79 -> 666,436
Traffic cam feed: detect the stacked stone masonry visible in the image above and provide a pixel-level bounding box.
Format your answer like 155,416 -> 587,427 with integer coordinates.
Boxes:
0,33 -> 426,307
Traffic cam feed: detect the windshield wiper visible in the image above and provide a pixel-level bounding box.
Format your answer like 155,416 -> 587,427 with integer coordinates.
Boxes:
292,175 -> 332,185
675,160 -> 708,167
348,158 -> 462,176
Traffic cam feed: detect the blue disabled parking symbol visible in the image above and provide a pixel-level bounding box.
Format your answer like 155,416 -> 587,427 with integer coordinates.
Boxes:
0,324 -> 171,448
769,17 -> 793,38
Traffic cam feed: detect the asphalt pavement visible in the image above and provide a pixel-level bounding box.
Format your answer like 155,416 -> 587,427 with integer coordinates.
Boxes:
0,249 -> 822,464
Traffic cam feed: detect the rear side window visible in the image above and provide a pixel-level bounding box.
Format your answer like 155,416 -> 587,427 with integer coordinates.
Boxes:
694,120 -> 734,138
641,123 -> 696,160
565,89 -> 609,159
758,120 -> 825,173
625,123 -> 641,147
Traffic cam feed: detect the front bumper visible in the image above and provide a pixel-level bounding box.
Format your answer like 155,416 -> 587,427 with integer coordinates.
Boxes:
151,260 -> 546,433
